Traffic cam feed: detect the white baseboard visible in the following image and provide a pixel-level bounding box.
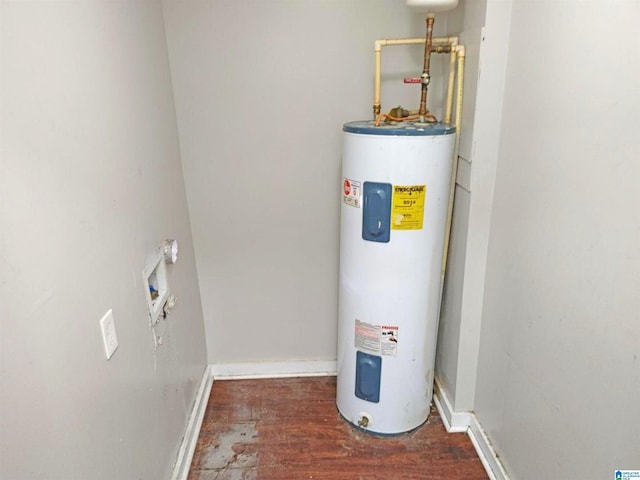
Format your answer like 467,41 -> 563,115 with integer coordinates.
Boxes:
433,377 -> 472,433
433,376 -> 510,480
210,360 -> 337,380
171,365 -> 214,480
467,414 -> 510,480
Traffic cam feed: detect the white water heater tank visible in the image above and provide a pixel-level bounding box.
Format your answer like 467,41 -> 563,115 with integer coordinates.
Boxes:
337,120 -> 455,435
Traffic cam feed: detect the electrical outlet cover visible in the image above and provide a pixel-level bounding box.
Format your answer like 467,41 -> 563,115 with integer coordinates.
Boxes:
100,309 -> 119,360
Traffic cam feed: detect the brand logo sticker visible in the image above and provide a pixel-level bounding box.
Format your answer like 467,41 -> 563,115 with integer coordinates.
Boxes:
616,471 -> 640,480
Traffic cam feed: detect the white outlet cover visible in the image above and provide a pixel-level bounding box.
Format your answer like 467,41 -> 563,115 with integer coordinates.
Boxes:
100,309 -> 119,360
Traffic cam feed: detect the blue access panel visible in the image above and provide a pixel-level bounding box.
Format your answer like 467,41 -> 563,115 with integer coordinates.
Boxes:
362,182 -> 392,243
355,351 -> 382,403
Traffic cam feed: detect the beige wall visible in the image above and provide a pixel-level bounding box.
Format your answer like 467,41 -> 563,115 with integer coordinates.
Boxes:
0,3 -> 207,479
163,0 -> 451,364
474,1 -> 640,478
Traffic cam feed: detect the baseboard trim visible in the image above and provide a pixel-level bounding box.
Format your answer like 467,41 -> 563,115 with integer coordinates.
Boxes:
433,377 -> 472,433
467,414 -> 510,480
210,360 -> 337,380
433,376 -> 509,480
171,365 -> 214,480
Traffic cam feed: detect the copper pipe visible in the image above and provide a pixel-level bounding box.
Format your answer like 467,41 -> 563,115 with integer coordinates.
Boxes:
375,113 -> 420,127
374,113 -> 438,127
418,15 -> 435,117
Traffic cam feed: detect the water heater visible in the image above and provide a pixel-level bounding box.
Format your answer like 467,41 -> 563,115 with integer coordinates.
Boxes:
336,120 -> 455,435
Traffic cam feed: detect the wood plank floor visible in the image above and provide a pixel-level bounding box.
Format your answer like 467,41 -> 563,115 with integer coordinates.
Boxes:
188,376 -> 488,480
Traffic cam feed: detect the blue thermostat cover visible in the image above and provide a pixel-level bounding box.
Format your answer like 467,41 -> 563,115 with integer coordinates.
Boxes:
362,182 -> 392,243
343,120 -> 455,136
355,351 -> 382,403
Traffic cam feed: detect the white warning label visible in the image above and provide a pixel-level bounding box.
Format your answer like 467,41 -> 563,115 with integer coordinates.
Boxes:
355,319 -> 398,357
343,178 -> 361,208
381,325 -> 398,356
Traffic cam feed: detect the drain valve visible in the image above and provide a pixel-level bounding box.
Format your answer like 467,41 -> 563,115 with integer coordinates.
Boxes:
357,414 -> 371,428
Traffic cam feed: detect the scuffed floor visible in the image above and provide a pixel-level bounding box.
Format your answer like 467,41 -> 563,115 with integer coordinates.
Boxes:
188,376 -> 488,480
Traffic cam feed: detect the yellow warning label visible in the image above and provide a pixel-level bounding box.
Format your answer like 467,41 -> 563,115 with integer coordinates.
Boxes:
391,185 -> 426,230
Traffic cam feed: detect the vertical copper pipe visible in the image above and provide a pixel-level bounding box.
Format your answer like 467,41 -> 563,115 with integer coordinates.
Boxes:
418,15 -> 435,117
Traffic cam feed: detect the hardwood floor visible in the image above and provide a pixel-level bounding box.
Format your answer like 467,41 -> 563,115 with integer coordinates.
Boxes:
188,376 -> 488,480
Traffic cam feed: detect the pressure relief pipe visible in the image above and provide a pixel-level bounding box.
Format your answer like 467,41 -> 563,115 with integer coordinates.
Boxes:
444,49 -> 456,124
440,45 -> 465,284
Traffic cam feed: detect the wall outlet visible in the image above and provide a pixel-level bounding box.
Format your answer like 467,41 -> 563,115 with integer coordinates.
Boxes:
100,309 -> 119,360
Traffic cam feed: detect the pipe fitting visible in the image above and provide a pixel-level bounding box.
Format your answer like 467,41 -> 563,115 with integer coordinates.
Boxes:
431,45 -> 452,54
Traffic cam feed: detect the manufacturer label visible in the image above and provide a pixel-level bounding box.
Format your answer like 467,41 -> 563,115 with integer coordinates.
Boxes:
392,185 -> 426,230
616,471 -> 640,480
343,178 -> 361,208
355,319 -> 398,357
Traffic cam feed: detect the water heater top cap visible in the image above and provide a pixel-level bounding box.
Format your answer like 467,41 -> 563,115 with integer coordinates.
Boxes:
343,120 -> 455,136
405,0 -> 458,12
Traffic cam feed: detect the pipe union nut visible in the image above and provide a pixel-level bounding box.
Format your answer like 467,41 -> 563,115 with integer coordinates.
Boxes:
421,73 -> 431,85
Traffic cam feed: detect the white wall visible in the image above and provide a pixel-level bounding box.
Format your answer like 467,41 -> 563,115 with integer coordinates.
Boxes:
0,3 -> 207,479
474,2 -> 640,478
436,0 -> 502,411
163,0 -> 451,364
